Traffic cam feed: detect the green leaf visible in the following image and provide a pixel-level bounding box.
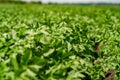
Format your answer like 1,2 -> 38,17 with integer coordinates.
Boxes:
67,41 -> 72,52
43,48 -> 55,57
22,49 -> 32,65
11,54 -> 19,71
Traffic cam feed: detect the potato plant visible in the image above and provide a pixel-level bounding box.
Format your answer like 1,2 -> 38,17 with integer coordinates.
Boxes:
0,4 -> 120,80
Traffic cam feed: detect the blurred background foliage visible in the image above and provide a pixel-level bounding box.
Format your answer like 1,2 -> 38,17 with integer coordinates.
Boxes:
0,0 -> 42,4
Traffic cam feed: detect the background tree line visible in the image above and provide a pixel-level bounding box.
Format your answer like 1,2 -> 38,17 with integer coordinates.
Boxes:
0,0 -> 42,4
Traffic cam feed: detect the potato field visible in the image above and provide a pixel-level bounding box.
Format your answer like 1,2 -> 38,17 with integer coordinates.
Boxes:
0,4 -> 120,80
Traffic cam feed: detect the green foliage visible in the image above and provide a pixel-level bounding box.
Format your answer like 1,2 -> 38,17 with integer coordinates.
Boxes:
0,4 -> 120,80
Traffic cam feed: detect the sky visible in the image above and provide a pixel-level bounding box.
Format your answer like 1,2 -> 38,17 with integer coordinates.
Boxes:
24,0 -> 120,3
